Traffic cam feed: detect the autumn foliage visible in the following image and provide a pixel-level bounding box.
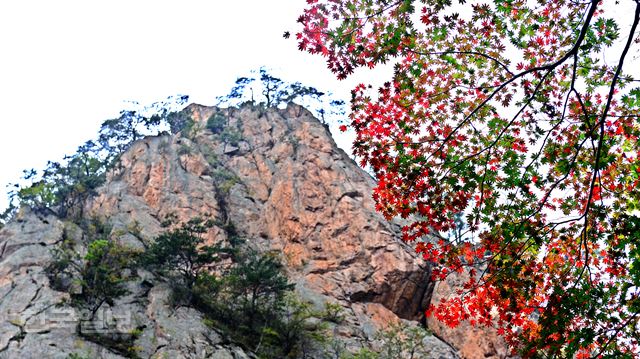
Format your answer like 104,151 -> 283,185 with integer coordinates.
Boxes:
297,0 -> 640,357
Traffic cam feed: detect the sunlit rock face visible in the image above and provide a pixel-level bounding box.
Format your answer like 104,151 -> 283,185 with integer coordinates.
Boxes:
1,103 -> 507,358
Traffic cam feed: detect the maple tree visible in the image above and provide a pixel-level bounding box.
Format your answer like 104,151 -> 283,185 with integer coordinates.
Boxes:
297,0 -> 640,357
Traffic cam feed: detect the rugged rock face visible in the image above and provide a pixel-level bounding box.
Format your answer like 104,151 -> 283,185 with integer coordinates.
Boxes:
0,211 -> 252,359
0,103 -> 507,358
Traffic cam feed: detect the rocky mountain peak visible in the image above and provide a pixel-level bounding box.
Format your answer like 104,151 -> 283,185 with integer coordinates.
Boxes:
0,103 -> 508,358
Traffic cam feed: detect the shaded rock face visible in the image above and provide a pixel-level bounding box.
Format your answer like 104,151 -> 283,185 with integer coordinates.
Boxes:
0,211 -> 251,359
1,103 -> 503,358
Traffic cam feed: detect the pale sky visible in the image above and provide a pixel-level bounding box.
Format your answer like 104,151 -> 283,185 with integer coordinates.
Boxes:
0,1 -> 393,211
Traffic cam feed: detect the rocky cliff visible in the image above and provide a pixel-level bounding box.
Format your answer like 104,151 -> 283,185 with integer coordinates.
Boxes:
0,103 -> 508,358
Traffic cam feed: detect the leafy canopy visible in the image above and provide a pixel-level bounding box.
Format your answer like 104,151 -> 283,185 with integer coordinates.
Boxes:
216,67 -> 346,124
143,216 -> 233,293
143,217 -> 337,358
2,95 -> 189,221
47,219 -> 140,315
297,0 -> 640,357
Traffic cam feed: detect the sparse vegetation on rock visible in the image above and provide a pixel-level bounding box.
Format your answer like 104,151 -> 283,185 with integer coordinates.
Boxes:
216,67 -> 346,124
47,218 -> 140,314
142,216 -> 234,305
142,216 -> 335,358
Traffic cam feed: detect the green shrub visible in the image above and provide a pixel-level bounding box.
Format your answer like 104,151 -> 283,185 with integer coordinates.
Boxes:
225,250 -> 294,320
79,239 -> 140,313
142,217 -> 233,305
143,218 -> 338,358
177,143 -> 192,156
220,127 -> 242,146
5,97 -> 189,221
182,121 -> 203,139
200,144 -> 220,167
206,113 -> 227,134
165,111 -> 194,135
192,272 -> 224,309
206,112 -> 243,145
211,168 -> 240,193
322,302 -> 345,324
346,348 -> 380,359
9,141 -> 108,219
206,250 -> 339,358
47,237 -> 81,292
207,280 -> 331,358
47,219 -> 140,314
265,295 -> 329,358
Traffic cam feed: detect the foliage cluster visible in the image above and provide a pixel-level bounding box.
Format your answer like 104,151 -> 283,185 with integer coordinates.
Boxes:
211,167 -> 241,194
1,95 -> 190,223
205,112 -> 244,149
6,141 -> 109,219
141,217 -> 235,303
162,107 -> 195,135
47,219 -> 140,315
142,217 -> 335,358
219,127 -> 243,146
297,0 -> 640,356
206,113 -> 227,134
216,67 -> 346,124
48,221 -> 143,358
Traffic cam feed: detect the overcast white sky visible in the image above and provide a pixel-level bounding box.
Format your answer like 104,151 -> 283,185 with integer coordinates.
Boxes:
0,1 -> 394,211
